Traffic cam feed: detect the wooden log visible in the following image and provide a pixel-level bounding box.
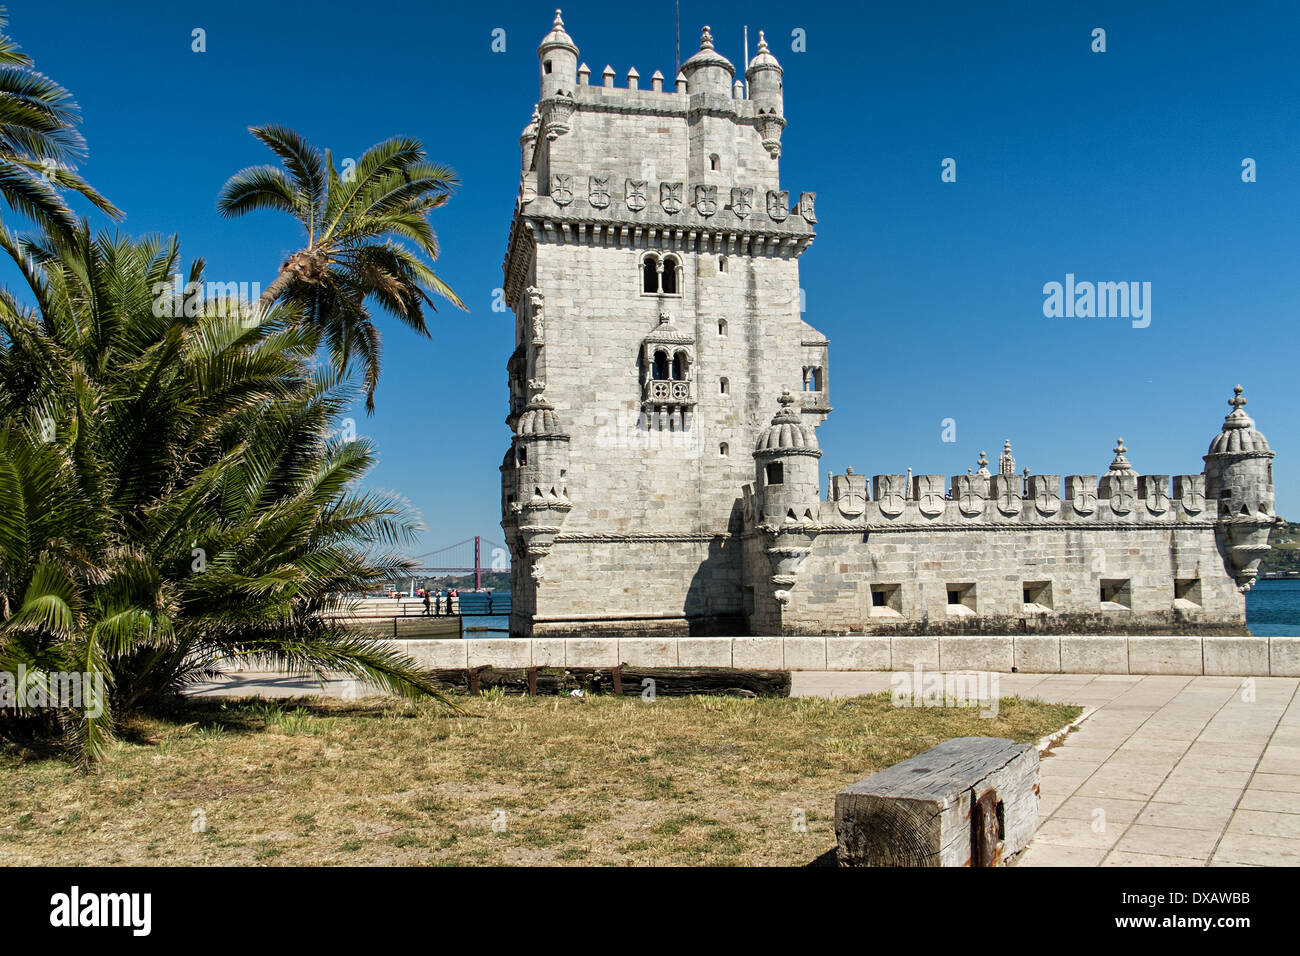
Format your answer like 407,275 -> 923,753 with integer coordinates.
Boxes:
427,667 -> 790,698
834,736 -> 1039,867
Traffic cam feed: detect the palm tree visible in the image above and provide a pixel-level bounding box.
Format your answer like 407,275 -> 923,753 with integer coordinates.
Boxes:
0,7 -> 120,236
217,125 -> 465,412
0,224 -> 450,762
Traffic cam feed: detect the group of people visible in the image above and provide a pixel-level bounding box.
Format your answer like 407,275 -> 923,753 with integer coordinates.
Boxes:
420,588 -> 458,616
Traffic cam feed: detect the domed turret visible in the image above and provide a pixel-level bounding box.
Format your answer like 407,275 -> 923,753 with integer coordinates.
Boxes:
746,31 -> 783,112
537,9 -> 578,101
508,389 -> 572,570
1204,385 -> 1278,592
1205,385 -> 1275,517
754,390 -> 821,525
745,30 -> 786,156
681,26 -> 734,97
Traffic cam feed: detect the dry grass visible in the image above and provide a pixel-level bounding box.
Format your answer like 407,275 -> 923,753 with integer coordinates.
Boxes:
0,692 -> 1079,866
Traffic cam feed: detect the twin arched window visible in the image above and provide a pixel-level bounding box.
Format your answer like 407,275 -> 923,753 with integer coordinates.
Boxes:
641,253 -> 681,295
651,348 -> 688,381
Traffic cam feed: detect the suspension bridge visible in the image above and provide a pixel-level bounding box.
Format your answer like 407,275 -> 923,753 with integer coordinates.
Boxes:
397,535 -> 511,591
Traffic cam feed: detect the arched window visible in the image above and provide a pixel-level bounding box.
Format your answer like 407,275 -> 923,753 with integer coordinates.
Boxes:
718,255 -> 728,273
652,350 -> 669,380
671,352 -> 686,380
720,377 -> 729,395
642,256 -> 659,294
710,154 -> 720,171
718,319 -> 727,336
660,256 -> 679,294
719,442 -> 729,457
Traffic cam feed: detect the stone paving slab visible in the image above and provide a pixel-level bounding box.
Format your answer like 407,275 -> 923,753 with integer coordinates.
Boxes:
790,671 -> 1300,867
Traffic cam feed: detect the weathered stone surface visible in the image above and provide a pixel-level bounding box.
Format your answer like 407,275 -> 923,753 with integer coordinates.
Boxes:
1128,636 -> 1203,675
467,639 -> 531,669
826,637 -> 890,671
619,638 -> 677,667
1014,636 -> 1061,673
1060,636 -> 1129,674
1268,637 -> 1300,677
565,638 -> 619,667
940,636 -> 1013,672
835,737 -> 1039,866
732,636 -> 782,669
783,636 -> 827,670
891,637 -> 939,670
404,639 -> 469,670
1202,636 -> 1269,676
531,638 -> 567,667
676,637 -> 732,667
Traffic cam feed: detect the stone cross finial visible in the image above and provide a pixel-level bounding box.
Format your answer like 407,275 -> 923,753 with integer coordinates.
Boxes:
1230,384 -> 1247,410
700,25 -> 714,50
977,450 -> 990,476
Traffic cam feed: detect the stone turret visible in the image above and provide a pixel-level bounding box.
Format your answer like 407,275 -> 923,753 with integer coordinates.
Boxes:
681,26 -> 734,98
754,389 -> 822,607
508,390 -> 571,579
746,31 -> 786,157
1205,385 -> 1278,591
538,9 -> 578,99
537,10 -> 578,139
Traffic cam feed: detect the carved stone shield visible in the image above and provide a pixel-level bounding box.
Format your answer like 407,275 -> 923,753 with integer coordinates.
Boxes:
767,189 -> 789,222
796,191 -> 817,223
1109,488 -> 1135,516
1145,487 -> 1170,515
958,489 -> 985,516
661,182 -> 683,214
588,175 -> 610,209
875,476 -> 906,517
1034,489 -> 1060,516
552,173 -> 572,206
1072,489 -> 1097,514
695,185 -> 717,217
731,187 -> 753,219
625,179 -> 647,211
837,491 -> 866,519
1177,476 -> 1205,515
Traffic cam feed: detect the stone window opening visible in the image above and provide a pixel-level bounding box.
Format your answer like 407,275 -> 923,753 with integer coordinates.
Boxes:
640,253 -> 681,296
802,365 -> 824,391
1022,581 -> 1053,612
720,377 -> 729,395
544,60 -> 553,74
710,153 -> 720,171
870,584 -> 902,617
945,583 -> 976,616
651,349 -> 670,380
719,255 -> 728,273
1174,578 -> 1202,608
719,442 -> 729,457
1100,579 -> 1132,609
642,256 -> 659,294
671,352 -> 687,380
718,319 -> 727,336
517,445 -> 527,467
766,462 -> 783,485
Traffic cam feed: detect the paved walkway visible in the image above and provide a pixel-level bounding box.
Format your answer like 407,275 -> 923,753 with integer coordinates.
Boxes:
792,672 -> 1300,866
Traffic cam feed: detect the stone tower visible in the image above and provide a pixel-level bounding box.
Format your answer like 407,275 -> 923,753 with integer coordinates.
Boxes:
500,12 -> 828,637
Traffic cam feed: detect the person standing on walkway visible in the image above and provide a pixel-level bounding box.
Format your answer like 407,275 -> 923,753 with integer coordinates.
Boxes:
422,590 -> 431,617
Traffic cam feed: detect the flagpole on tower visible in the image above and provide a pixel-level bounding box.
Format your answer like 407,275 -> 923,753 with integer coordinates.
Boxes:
675,0 -> 680,76
743,25 -> 749,96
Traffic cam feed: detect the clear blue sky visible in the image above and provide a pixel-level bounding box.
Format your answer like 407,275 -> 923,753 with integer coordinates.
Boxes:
9,0 -> 1298,553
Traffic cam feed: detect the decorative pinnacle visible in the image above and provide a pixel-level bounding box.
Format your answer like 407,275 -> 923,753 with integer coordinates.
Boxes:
700,25 -> 714,50
778,387 -> 795,406
1107,437 -> 1137,476
1114,437 -> 1126,456
553,9 -> 564,28
1230,384 -> 1247,410
757,30 -> 769,53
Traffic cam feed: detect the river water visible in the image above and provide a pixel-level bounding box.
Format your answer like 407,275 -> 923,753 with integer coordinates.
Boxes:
1247,579 -> 1300,636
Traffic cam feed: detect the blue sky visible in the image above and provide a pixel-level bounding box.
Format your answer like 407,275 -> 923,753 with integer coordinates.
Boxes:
9,0 -> 1298,553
